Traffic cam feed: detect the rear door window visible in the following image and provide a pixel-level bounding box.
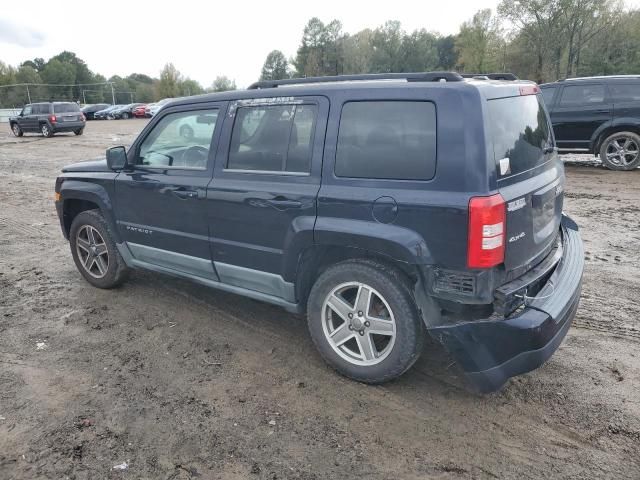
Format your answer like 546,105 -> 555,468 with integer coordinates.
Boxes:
488,94 -> 552,178
559,84 -> 606,106
335,101 -> 437,180
227,104 -> 317,173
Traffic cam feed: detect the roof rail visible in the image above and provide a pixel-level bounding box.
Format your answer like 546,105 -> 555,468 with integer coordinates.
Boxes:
247,71 -> 464,89
461,73 -> 519,81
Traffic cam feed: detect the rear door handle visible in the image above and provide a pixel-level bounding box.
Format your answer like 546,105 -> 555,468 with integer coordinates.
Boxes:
172,189 -> 198,199
266,197 -> 302,209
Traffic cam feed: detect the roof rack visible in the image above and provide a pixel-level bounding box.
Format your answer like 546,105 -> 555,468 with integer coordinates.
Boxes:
559,74 -> 640,82
247,71 -> 464,89
461,73 -> 519,81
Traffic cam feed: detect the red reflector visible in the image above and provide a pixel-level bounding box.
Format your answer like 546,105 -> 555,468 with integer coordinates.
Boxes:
519,84 -> 540,96
49,115 -> 57,123
467,194 -> 506,269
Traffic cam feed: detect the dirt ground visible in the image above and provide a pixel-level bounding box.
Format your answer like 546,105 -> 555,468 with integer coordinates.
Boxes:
0,119 -> 639,480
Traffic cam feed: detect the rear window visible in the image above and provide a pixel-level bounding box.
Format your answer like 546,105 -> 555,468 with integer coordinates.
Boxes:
488,94 -> 552,178
335,101 -> 437,180
609,83 -> 640,102
54,103 -> 80,113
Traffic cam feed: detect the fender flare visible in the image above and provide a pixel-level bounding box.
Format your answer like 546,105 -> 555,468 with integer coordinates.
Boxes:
590,118 -> 640,152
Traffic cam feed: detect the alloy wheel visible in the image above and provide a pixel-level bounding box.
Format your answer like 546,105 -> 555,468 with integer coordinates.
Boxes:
322,282 -> 396,366
605,136 -> 639,167
76,225 -> 109,279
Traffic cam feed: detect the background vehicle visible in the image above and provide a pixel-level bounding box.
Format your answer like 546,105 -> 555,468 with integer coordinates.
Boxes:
81,103 -> 110,120
133,104 -> 147,118
10,102 -> 85,137
55,72 -> 583,392
94,105 -> 124,120
147,98 -> 174,117
541,75 -> 640,170
110,103 -> 144,120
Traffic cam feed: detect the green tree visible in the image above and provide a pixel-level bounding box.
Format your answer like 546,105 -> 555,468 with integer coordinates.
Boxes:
158,63 -> 181,98
370,21 -> 405,72
179,78 -> 204,96
436,35 -> 458,69
210,76 -> 236,92
455,9 -> 503,73
401,29 -> 439,72
342,29 -> 374,74
260,50 -> 290,81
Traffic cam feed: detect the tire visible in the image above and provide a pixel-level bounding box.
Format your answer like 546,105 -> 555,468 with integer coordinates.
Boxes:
307,259 -> 425,383
74,128 -> 84,136
69,209 -> 130,289
11,123 -> 23,137
41,123 -> 53,137
121,112 -> 129,119
599,131 -> 640,170
180,124 -> 194,139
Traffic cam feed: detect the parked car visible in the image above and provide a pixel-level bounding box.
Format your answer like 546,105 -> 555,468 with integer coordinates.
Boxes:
10,102 -> 85,137
540,75 -> 640,170
146,98 -> 174,117
132,104 -> 148,118
82,103 -> 110,120
93,105 -> 124,120
143,103 -> 156,118
111,103 -> 144,120
54,71 -> 584,392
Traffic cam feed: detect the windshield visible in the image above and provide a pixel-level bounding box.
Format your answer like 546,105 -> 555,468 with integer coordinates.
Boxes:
488,94 -> 552,178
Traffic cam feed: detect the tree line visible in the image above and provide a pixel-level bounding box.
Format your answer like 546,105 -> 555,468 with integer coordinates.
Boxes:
0,53 -> 237,108
260,0 -> 640,83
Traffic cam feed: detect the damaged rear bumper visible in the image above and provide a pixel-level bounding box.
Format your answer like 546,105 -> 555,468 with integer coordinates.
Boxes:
428,215 -> 584,393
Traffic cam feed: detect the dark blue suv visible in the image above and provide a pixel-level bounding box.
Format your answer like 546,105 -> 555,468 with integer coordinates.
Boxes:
54,72 -> 584,392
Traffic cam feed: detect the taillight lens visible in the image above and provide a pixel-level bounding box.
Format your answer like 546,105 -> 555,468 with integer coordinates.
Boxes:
467,194 -> 506,268
519,84 -> 540,96
49,115 -> 57,123
81,113 -> 86,121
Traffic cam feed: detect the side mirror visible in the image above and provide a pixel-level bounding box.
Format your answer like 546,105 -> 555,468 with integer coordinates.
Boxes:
106,146 -> 128,170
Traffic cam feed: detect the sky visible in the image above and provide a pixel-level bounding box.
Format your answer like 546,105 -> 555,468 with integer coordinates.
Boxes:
1,0 -> 639,88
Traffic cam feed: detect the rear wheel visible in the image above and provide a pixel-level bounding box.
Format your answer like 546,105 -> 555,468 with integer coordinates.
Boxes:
180,124 -> 194,139
307,260 -> 424,383
69,210 -> 130,289
599,131 -> 640,170
11,123 -> 23,137
74,128 -> 84,136
41,123 -> 53,137
121,112 -> 130,119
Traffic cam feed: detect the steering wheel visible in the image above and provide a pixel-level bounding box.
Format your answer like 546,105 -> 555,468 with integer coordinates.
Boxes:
182,145 -> 209,168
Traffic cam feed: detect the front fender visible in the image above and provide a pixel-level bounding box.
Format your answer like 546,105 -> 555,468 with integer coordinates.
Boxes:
57,177 -> 119,241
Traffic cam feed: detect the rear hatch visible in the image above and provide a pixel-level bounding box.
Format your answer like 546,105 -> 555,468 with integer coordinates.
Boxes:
54,103 -> 83,122
487,90 -> 564,274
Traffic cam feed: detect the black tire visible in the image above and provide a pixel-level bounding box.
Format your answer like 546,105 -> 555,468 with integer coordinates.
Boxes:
180,124 -> 194,139
599,131 -> 640,171
69,209 -> 130,289
11,123 -> 23,137
74,128 -> 84,136
41,123 -> 53,137
307,259 -> 425,383
121,112 -> 129,119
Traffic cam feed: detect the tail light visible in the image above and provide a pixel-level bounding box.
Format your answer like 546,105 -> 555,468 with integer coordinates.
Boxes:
519,84 -> 540,96
81,113 -> 86,121
467,194 -> 506,268
49,115 -> 57,123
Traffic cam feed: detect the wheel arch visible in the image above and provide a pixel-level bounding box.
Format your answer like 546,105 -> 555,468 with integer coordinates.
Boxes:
592,121 -> 640,154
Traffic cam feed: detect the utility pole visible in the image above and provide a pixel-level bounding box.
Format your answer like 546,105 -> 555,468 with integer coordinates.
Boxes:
26,85 -> 31,103
110,83 -> 116,105
82,90 -> 86,104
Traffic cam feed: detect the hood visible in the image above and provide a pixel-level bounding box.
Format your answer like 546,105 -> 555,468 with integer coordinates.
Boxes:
62,158 -> 111,173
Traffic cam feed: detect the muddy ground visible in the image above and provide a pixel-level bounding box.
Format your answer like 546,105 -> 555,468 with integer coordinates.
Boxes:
0,119 -> 639,479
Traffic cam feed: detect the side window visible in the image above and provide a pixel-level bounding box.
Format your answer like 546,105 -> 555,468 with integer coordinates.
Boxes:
559,84 -> 606,106
137,109 -> 219,170
227,104 -> 317,173
609,83 -> 640,102
23,105 -> 32,115
541,86 -> 556,106
335,101 -> 437,180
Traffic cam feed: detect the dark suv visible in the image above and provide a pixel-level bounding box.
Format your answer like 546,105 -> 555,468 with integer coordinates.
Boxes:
10,102 -> 86,137
541,75 -> 640,170
54,72 -> 584,392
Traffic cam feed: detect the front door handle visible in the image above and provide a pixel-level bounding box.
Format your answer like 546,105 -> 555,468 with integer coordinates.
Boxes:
266,196 -> 302,209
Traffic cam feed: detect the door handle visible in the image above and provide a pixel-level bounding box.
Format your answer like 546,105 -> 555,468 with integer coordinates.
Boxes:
594,109 -> 611,114
171,189 -> 198,199
266,196 -> 302,209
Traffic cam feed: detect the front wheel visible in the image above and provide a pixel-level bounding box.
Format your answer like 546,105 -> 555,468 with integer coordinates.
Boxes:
121,112 -> 129,119
41,123 -> 53,137
307,260 -> 424,383
69,210 -> 130,289
11,123 -> 23,137
599,131 -> 640,170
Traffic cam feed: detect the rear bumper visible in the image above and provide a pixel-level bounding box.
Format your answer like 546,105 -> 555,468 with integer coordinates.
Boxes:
428,215 -> 584,393
52,121 -> 85,132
